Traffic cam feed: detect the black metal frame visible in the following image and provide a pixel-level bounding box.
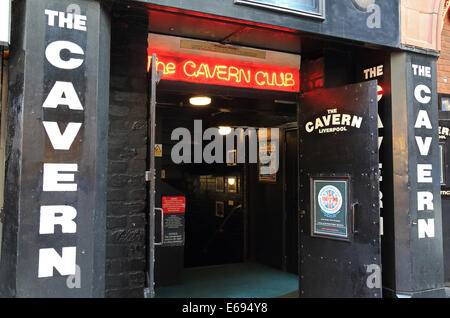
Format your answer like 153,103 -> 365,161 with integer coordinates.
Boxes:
234,0 -> 325,19
310,175 -> 352,242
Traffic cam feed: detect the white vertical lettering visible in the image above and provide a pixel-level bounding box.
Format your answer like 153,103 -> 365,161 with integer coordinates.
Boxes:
39,205 -> 77,234
418,219 -> 435,238
42,81 -> 83,110
42,122 -> 82,150
417,192 -> 434,211
58,12 -> 73,29
414,110 -> 433,129
74,15 -> 87,31
44,10 -> 59,26
45,41 -> 84,70
415,136 -> 432,156
414,85 -> 431,104
417,164 -> 433,183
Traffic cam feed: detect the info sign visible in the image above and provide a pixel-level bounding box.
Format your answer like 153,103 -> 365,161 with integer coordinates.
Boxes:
161,196 -> 186,246
311,178 -> 350,240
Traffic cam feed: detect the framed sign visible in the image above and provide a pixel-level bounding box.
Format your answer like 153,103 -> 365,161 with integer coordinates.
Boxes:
216,201 -> 225,218
258,141 -> 277,182
311,177 -> 351,241
439,93 -> 450,111
216,177 -> 224,192
234,0 -> 325,19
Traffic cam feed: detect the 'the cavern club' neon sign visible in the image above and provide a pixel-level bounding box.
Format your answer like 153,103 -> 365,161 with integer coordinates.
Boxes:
147,50 -> 300,92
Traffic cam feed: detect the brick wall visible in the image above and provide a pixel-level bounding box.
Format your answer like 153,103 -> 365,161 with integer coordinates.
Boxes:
438,15 -> 450,94
105,9 -> 149,298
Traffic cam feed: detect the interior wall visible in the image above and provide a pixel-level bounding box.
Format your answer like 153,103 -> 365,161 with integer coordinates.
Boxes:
157,106 -> 245,267
248,131 -> 285,270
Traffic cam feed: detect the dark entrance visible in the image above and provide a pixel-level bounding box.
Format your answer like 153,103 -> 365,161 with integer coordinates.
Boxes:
153,81 -> 300,298
297,81 -> 381,298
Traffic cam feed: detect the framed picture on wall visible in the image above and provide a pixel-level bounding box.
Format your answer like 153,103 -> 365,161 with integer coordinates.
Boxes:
227,149 -> 237,166
439,93 -> 450,111
258,138 -> 278,183
215,201 -> 225,218
216,177 -> 224,192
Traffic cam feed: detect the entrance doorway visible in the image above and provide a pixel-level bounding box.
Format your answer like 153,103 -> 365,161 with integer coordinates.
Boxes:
153,81 -> 300,298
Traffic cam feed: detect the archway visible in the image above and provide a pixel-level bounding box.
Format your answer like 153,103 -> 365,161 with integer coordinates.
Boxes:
401,0 -> 449,52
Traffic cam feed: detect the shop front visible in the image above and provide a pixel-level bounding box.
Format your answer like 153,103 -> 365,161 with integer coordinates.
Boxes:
0,0 -> 446,298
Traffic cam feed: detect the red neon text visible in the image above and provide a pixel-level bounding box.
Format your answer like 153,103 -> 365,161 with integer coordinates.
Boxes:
148,50 -> 299,92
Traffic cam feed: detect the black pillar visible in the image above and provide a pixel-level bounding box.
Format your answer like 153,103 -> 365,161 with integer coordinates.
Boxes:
0,0 -> 110,297
384,51 -> 445,297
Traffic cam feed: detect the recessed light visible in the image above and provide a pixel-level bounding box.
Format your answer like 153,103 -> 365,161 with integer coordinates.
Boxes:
189,96 -> 211,106
218,126 -> 232,136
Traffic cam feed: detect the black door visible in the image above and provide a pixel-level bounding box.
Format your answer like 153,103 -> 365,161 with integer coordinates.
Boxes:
298,81 -> 381,298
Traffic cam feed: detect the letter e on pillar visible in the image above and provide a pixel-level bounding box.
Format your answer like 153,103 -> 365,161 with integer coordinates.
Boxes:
417,164 -> 433,183
43,163 -> 78,191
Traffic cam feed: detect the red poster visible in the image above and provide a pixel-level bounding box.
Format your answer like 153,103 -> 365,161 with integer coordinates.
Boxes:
162,196 -> 186,214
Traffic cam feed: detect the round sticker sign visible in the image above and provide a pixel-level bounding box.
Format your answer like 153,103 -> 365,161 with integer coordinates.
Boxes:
318,185 -> 343,218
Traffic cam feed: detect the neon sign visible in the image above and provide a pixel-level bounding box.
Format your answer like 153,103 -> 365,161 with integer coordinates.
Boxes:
147,50 -> 300,93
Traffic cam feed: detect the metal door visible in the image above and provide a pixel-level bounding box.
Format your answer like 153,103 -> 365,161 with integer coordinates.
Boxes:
298,81 -> 381,298
144,54 -> 162,298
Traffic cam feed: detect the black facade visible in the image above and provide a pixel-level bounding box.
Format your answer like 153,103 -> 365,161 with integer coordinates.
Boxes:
0,0 -> 447,298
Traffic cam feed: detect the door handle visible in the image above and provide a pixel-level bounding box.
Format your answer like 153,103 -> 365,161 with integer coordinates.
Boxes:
154,208 -> 164,246
352,202 -> 359,234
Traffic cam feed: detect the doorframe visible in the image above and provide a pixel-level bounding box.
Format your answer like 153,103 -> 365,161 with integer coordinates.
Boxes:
280,122 -> 298,272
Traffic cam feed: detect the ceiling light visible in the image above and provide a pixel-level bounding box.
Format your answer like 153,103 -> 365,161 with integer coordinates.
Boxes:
218,126 -> 232,136
189,96 -> 211,106
228,177 -> 236,186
